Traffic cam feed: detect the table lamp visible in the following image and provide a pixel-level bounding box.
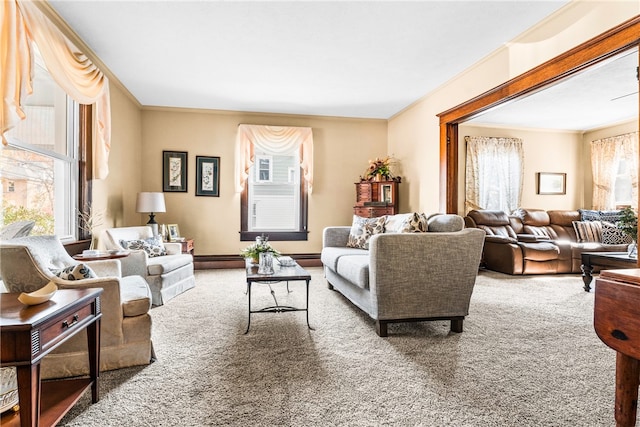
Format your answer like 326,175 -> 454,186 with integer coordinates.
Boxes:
136,192 -> 166,237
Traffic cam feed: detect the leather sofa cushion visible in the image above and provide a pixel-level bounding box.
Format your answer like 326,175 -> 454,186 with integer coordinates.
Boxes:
147,254 -> 193,276
515,208 -> 550,226
467,209 -> 510,226
120,275 -> 152,317
519,242 -> 559,261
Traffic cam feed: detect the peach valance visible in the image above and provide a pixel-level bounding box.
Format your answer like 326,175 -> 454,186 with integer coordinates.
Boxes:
1,0 -> 111,179
235,124 -> 314,193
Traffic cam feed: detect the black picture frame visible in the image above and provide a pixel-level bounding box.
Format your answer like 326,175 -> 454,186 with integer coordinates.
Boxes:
195,156 -> 220,197
537,172 -> 566,195
163,151 -> 188,192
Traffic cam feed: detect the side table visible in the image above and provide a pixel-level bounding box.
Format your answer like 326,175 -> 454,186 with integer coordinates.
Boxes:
178,239 -> 194,255
0,288 -> 103,427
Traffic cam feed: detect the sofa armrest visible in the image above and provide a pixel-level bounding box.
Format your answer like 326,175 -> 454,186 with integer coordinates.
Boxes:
485,235 -> 517,244
517,234 -> 551,243
323,226 -> 351,248
116,250 -> 148,277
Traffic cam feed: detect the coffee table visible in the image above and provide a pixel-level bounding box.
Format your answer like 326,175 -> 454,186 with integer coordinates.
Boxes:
244,261 -> 313,334
581,252 -> 637,291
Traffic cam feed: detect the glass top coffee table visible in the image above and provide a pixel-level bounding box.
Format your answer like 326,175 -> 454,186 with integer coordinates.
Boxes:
244,261 -> 313,334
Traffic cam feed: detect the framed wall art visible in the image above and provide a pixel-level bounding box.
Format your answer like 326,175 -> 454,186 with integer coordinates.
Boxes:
195,156 -> 220,197
537,172 -> 566,195
163,151 -> 188,192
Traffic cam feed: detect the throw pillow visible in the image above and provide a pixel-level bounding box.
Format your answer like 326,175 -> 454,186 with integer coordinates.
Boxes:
601,221 -> 633,245
120,238 -> 167,258
578,209 -> 600,221
399,212 -> 428,233
346,216 -> 385,249
50,263 -> 97,280
599,210 -> 624,224
572,220 -> 602,243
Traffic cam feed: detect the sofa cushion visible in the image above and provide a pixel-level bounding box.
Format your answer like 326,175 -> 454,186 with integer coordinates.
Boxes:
573,221 -> 602,242
50,263 -> 96,280
335,254 -> 370,290
321,247 -> 368,271
601,221 -> 633,245
519,242 -> 559,261
146,254 -> 193,276
347,216 -> 385,249
119,275 -> 152,317
120,238 -> 167,258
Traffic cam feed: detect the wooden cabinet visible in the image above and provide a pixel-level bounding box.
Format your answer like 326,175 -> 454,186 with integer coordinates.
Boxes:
353,180 -> 399,218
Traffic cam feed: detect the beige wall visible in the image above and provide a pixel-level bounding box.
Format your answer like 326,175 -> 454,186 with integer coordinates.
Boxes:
458,125 -> 584,212
140,108 -> 387,255
93,83 -> 143,240
388,1 -> 640,214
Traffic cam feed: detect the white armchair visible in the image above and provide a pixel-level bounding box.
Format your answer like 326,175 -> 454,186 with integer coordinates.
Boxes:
100,226 -> 196,306
0,235 -> 153,379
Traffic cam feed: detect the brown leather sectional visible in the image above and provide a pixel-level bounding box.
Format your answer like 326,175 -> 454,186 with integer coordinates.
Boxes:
464,208 -> 628,275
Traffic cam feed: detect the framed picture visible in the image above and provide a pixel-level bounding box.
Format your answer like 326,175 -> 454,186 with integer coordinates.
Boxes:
537,172 -> 566,195
195,156 -> 220,197
167,224 -> 180,241
163,151 -> 188,192
380,184 -> 393,204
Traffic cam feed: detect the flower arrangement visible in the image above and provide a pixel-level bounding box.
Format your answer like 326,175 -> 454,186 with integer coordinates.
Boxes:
240,236 -> 281,263
617,206 -> 638,242
77,205 -> 105,249
363,156 -> 397,181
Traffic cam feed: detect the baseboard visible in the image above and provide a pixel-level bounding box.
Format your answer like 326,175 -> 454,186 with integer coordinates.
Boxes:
193,253 -> 322,270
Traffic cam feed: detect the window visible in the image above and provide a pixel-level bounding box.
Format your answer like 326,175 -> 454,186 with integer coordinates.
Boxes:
591,132 -> 638,210
1,51 -> 80,241
255,155 -> 273,182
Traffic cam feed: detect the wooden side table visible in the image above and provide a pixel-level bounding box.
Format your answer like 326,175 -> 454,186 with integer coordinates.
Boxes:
0,288 -> 103,427
179,239 -> 194,255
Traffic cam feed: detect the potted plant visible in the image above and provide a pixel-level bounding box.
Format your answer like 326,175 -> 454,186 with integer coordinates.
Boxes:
240,238 -> 281,264
617,206 -> 638,258
364,156 -> 395,181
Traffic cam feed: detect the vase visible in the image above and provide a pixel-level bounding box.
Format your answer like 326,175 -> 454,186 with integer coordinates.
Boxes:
258,252 -> 274,274
375,173 -> 382,181
628,242 -> 637,259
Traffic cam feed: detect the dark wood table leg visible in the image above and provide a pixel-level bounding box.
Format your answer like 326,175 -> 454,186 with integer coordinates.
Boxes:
581,256 -> 594,292
615,352 -> 640,427
16,364 -> 40,427
88,317 -> 101,403
305,279 -> 314,330
244,281 -> 252,334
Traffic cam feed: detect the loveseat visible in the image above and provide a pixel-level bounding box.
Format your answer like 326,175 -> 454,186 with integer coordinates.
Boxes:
464,208 -> 630,275
100,226 -> 196,306
321,213 -> 485,336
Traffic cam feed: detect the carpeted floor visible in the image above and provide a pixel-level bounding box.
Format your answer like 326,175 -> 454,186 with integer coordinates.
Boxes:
59,268 -> 623,426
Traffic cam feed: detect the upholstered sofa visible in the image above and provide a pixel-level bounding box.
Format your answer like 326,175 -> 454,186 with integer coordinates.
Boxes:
100,226 -> 196,306
0,235 -> 154,379
464,208 -> 630,275
321,213 -> 485,336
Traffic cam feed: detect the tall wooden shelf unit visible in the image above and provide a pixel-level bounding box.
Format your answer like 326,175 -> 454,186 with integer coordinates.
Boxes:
353,180 -> 399,218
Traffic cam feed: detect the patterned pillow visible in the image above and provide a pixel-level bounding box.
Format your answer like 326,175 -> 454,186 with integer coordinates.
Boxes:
601,221 -> 633,245
346,216 -> 386,249
399,212 -> 428,233
578,209 -> 600,221
572,221 -> 602,243
50,263 -> 97,280
599,210 -> 624,224
120,238 -> 167,257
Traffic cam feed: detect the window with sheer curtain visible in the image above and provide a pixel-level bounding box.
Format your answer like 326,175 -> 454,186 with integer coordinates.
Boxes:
590,132 -> 638,210
465,136 -> 524,214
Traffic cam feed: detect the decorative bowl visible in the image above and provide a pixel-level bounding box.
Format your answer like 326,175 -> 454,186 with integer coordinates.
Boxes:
18,282 -> 58,306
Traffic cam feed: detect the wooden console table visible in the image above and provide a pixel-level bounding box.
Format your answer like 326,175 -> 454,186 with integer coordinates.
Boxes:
0,288 -> 102,427
594,269 -> 640,426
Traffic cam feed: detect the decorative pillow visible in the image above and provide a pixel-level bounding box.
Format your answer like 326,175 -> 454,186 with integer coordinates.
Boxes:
120,238 -> 167,258
578,209 -> 600,221
50,263 -> 97,281
383,213 -> 412,234
601,221 -> 633,245
599,210 -> 624,224
399,212 -> 428,233
346,216 -> 386,249
572,220 -> 602,243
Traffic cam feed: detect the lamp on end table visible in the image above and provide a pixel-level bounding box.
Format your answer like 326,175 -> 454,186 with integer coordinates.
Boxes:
136,192 -> 166,237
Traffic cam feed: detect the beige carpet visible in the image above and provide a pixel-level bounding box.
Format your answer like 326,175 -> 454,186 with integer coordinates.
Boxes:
59,268 -> 622,426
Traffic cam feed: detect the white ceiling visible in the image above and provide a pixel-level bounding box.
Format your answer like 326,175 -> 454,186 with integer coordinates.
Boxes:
48,1 -> 637,129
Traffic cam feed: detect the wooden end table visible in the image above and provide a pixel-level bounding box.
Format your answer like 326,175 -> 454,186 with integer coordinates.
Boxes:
0,288 -> 102,427
244,262 -> 313,334
581,252 -> 637,291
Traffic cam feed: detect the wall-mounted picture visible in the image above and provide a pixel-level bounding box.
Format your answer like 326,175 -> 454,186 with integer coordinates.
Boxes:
163,151 -> 188,192
196,156 -> 220,197
537,172 -> 566,195
167,224 -> 180,241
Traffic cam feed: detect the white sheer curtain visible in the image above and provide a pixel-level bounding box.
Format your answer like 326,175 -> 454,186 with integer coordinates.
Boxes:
591,131 -> 638,209
1,0 -> 111,179
235,124 -> 313,193
465,136 -> 524,214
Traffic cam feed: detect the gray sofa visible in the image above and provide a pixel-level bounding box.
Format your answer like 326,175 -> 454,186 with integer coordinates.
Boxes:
321,214 -> 485,336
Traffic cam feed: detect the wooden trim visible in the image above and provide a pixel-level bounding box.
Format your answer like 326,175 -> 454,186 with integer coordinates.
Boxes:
438,16 -> 640,213
193,253 -> 322,270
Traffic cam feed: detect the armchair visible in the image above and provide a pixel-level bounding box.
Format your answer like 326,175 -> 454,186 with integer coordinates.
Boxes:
100,226 -> 196,306
0,235 -> 153,379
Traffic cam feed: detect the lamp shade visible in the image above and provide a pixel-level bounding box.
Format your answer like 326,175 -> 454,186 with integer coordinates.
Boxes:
136,192 -> 166,214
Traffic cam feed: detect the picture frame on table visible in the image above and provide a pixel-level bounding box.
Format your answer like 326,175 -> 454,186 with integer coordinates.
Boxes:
380,184 -> 393,204
167,224 -> 180,241
163,151 -> 188,192
195,156 -> 220,197
537,172 -> 566,195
